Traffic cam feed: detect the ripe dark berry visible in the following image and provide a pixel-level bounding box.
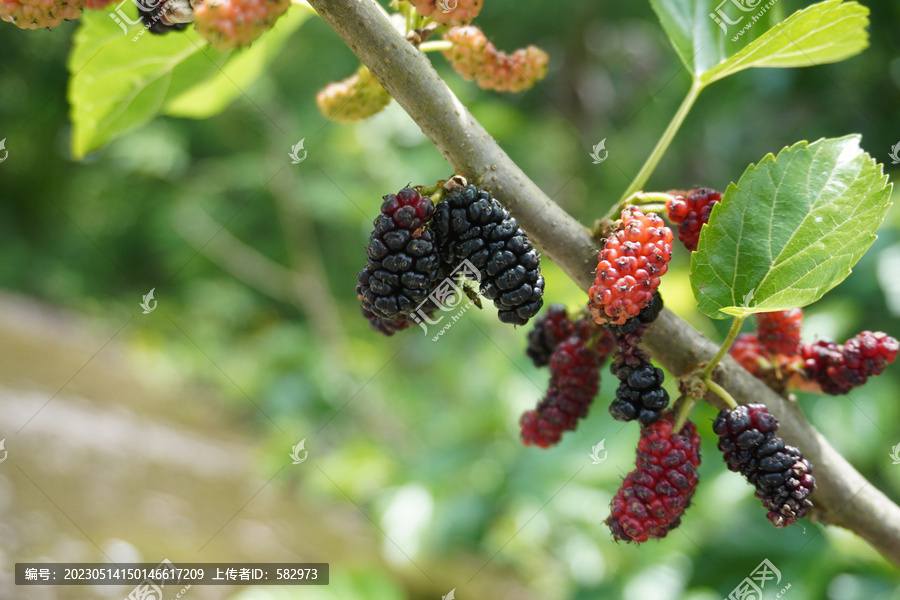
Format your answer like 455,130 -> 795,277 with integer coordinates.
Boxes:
520,337 -> 602,448
606,413 -> 701,543
434,184 -> 544,325
589,207 -> 673,325
357,188 -> 442,320
361,305 -> 436,337
800,331 -> 899,395
756,309 -> 803,356
713,404 -> 815,527
608,326 -> 670,425
665,188 -> 722,252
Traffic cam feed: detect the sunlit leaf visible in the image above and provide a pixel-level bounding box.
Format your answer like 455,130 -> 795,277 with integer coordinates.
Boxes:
691,135 -> 892,318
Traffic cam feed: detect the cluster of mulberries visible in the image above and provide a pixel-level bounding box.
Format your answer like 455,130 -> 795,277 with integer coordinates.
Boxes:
519,305 -> 612,447
0,0 -> 83,29
606,413 -> 701,542
801,331 -> 899,395
728,308 -> 898,395
357,182 -> 544,335
443,26 -> 549,93
410,0 -> 481,25
589,207 -> 673,326
433,183 -> 544,325
665,188 -> 722,252
713,404 -> 815,527
192,0 -> 289,49
316,65 -> 393,123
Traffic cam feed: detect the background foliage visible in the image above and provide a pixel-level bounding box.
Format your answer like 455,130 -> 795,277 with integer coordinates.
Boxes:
2,0 -> 900,597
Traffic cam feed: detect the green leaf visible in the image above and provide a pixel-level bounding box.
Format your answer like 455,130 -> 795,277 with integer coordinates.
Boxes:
701,0 -> 869,84
164,8 -> 311,118
68,7 -> 309,158
690,135 -> 893,319
649,0 -> 727,76
649,0 -> 869,81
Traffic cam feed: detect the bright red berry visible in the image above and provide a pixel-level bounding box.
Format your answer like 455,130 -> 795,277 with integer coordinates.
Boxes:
801,331 -> 899,395
520,337 -> 602,448
589,207 -> 673,325
665,188 -> 721,252
606,413 -> 701,543
713,404 -> 815,527
756,309 -> 803,356
443,26 -> 549,93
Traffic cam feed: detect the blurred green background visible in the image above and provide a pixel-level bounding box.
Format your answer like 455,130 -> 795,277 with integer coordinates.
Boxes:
2,0 -> 900,598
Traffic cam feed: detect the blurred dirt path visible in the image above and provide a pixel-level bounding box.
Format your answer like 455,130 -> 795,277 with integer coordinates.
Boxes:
0,292 -> 538,600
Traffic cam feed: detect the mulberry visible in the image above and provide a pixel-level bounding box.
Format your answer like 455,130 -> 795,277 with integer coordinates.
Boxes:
193,0 -> 289,50
756,309 -> 803,357
713,404 -> 815,527
316,65 -> 392,123
606,413 -> 701,542
665,187 -> 721,252
801,331 -> 899,395
443,25 -> 549,93
520,336 -> 602,447
433,184 -> 544,325
357,187 -> 442,320
589,207 -> 673,326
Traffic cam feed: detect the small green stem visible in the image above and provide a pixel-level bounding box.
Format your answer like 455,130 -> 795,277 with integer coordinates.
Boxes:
419,41 -> 452,53
601,191 -> 677,222
672,396 -> 695,434
699,316 -> 745,381
704,377 -> 738,409
616,78 -> 704,205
